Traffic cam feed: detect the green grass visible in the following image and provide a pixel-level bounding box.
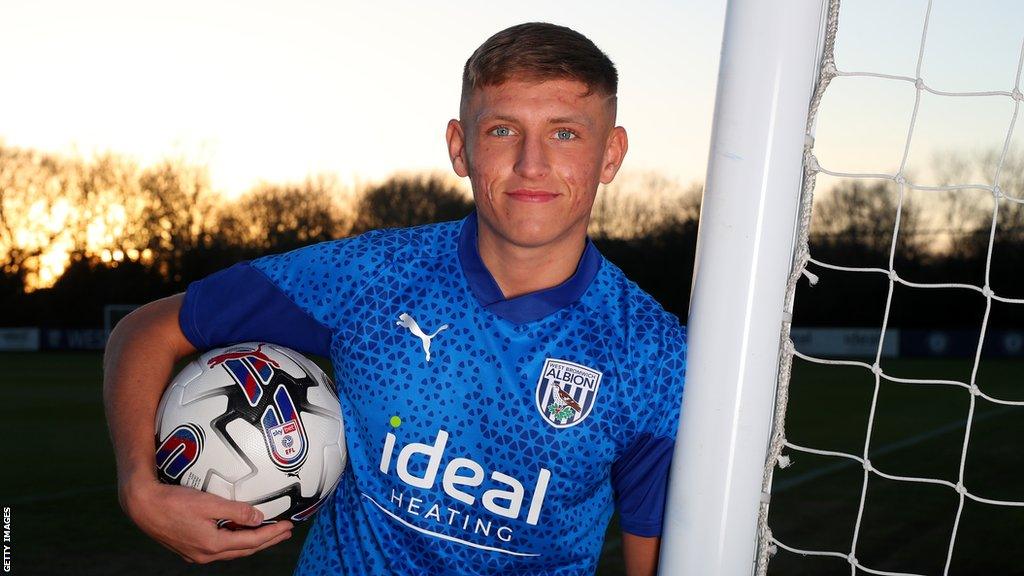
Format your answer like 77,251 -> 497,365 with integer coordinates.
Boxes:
767,357 -> 1024,576
0,352 -> 627,575
5,353 -> 1019,575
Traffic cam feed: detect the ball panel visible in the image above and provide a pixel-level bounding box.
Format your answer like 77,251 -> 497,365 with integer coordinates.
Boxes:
296,412 -> 346,497
178,358 -> 235,405
319,443 -> 345,495
205,473 -> 234,500
156,342 -> 345,525
256,495 -> 291,520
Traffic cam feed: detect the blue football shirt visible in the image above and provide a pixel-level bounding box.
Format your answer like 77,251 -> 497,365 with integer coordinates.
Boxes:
179,214 -> 687,575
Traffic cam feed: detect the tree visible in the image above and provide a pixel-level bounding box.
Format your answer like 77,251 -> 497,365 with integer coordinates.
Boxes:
216,175 -> 351,254
0,144 -> 82,290
809,179 -> 926,266
590,172 -> 702,240
137,158 -> 218,286
351,173 -> 473,233
929,149 -> 1024,294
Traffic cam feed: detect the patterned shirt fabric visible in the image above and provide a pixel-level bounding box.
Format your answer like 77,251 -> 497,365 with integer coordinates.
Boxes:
179,214 -> 687,575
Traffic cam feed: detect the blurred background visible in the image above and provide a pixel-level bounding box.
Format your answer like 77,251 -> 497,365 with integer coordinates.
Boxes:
2,0 -> 1023,574
0,2 -> 722,574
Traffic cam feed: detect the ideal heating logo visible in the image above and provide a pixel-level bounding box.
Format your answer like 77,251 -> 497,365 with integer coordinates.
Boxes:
368,427 -> 551,555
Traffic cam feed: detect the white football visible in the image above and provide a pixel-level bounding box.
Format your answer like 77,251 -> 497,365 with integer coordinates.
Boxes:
155,342 -> 345,525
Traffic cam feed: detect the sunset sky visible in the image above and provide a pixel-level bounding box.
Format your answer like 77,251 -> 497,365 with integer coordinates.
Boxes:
2,1 -> 1022,292
1,1 -> 728,198
2,1 -> 1021,194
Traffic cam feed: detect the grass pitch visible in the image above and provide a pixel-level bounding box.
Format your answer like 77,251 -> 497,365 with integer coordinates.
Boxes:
0,352 -> 625,575
4,352 -> 1019,575
767,357 -> 1024,576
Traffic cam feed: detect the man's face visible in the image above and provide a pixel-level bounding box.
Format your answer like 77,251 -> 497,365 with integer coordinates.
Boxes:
447,78 -> 627,250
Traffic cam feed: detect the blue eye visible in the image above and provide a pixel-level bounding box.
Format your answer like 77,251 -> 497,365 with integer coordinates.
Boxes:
555,129 -> 576,140
491,126 -> 512,137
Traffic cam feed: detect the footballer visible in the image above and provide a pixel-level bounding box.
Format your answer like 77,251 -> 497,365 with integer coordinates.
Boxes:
104,22 -> 687,576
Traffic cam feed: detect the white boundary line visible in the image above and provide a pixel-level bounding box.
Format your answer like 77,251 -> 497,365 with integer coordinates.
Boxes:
773,405 -> 1016,492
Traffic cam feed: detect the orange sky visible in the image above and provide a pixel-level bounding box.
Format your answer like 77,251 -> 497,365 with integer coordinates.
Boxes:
0,1 -> 728,198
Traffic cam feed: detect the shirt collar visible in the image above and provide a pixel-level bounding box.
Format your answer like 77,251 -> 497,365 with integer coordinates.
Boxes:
457,213 -> 601,324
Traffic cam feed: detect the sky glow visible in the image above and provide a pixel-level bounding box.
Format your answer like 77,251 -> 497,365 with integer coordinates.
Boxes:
0,1 -> 728,197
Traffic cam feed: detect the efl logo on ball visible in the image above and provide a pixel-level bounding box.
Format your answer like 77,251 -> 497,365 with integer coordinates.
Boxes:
155,342 -> 345,524
265,408 -> 307,471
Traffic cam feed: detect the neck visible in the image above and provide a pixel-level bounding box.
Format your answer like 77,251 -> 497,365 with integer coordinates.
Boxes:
476,219 -> 587,299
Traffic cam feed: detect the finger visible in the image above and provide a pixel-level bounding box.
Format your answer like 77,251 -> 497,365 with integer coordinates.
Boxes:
207,529 -> 293,562
214,520 -> 294,552
201,494 -> 264,527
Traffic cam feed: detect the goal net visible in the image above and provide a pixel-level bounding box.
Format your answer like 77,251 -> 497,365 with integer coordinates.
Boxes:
661,0 -> 1024,574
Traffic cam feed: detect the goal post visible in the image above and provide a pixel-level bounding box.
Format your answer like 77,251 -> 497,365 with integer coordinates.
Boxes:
659,1 -> 832,574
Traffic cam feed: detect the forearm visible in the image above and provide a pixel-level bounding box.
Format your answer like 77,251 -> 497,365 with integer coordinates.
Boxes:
103,294 -> 195,500
622,533 -> 660,576
102,293 -> 295,562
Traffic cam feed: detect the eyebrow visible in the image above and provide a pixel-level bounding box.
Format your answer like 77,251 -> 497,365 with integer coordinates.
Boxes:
475,113 -> 592,128
548,116 -> 591,126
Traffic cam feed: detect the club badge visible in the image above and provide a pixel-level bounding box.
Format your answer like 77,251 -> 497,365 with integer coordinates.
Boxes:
535,358 -> 603,428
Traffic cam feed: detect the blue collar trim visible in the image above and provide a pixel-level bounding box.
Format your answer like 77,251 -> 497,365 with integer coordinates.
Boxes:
457,214 -> 601,324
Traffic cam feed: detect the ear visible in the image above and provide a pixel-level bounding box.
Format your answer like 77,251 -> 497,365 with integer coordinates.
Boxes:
599,126 -> 628,185
446,119 -> 469,178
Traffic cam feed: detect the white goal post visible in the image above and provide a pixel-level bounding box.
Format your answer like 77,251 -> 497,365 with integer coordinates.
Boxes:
659,0 -> 832,574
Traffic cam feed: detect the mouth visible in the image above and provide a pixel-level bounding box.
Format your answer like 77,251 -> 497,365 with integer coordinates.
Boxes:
506,189 -> 560,203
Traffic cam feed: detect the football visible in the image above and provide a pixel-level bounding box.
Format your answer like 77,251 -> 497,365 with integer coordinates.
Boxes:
155,342 -> 345,526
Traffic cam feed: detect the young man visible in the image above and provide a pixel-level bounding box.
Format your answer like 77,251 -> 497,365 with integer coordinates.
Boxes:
104,22 -> 686,576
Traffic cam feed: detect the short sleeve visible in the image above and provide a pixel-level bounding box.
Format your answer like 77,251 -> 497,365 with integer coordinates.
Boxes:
179,232 -> 395,356
250,230 -> 394,329
179,262 -> 333,357
612,324 -> 687,537
611,433 -> 676,537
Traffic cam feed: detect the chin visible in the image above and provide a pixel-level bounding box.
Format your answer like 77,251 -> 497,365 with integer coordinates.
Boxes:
479,204 -> 585,249
508,232 -> 559,249
503,221 -> 575,249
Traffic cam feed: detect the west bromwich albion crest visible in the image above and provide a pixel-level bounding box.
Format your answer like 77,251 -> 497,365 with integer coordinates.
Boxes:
535,358 -> 603,428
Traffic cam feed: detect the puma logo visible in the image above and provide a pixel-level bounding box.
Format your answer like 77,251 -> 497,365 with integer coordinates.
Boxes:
396,313 -> 450,362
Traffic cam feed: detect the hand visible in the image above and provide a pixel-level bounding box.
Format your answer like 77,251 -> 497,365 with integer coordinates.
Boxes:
121,478 -> 294,564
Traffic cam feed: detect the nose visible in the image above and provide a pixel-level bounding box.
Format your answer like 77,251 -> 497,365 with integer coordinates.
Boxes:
513,133 -> 550,181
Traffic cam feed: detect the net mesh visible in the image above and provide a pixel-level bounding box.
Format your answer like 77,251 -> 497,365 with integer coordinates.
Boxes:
756,0 -> 1024,574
